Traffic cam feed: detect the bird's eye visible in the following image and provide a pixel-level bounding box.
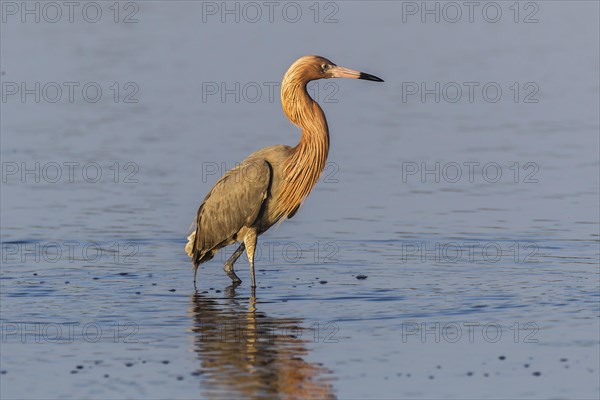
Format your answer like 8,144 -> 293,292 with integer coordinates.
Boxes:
321,63 -> 329,72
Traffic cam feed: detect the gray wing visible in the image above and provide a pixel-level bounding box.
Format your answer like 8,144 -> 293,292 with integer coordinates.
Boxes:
192,158 -> 271,263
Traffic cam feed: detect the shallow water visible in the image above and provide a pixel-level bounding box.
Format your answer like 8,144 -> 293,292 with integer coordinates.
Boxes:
1,1 -> 599,399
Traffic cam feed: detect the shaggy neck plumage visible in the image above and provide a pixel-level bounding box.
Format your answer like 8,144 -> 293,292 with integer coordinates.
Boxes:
274,71 -> 330,219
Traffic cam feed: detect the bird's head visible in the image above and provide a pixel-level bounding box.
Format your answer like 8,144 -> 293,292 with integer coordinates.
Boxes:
285,55 -> 384,84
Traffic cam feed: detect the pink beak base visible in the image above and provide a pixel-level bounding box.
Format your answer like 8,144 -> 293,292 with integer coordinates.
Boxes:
332,66 -> 384,82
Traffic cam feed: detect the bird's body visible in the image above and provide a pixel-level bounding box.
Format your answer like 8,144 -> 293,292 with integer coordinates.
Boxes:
185,145 -> 292,261
186,55 -> 383,288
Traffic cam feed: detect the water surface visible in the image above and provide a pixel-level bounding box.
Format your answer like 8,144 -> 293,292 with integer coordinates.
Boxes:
1,1 -> 599,398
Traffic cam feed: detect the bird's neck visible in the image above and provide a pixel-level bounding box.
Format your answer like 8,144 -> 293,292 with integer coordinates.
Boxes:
276,80 -> 330,219
282,81 -> 330,162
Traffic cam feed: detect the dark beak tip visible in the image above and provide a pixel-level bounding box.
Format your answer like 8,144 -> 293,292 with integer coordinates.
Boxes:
359,72 -> 384,82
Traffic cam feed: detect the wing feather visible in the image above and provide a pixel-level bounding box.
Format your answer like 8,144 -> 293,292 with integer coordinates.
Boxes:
191,158 -> 271,264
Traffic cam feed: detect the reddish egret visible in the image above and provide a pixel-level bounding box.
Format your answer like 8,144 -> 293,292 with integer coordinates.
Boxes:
186,55 -> 383,287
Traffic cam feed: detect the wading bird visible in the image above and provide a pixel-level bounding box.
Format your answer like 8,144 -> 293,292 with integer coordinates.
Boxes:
186,55 -> 383,288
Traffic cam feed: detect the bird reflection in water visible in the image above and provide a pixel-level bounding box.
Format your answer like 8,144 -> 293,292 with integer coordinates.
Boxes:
188,287 -> 335,399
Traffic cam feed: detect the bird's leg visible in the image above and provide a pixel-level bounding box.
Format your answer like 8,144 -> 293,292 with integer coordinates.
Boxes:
244,231 -> 258,288
193,265 -> 199,290
224,243 -> 245,285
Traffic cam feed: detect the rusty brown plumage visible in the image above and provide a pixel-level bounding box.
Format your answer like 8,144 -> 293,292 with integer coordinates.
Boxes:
274,57 -> 331,220
187,55 -> 383,288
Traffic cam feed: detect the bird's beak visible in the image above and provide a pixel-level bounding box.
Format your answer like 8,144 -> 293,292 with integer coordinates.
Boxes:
330,65 -> 384,82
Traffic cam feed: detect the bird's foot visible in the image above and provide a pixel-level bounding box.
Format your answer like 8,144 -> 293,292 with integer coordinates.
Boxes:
224,263 -> 242,285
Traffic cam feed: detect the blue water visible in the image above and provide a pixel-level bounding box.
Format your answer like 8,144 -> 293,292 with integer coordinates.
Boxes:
1,1 -> 599,398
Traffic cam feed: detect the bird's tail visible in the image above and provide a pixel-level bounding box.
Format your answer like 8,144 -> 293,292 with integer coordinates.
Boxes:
185,231 -> 196,258
186,224 -> 214,267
